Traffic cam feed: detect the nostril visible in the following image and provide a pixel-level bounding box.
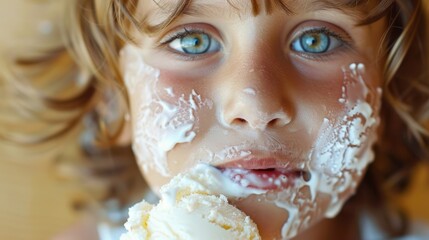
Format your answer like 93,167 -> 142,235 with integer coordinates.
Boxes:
231,118 -> 248,126
224,110 -> 291,129
268,118 -> 280,128
268,111 -> 292,128
268,118 -> 289,128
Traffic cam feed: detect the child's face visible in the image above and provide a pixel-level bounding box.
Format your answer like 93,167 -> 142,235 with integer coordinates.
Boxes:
120,0 -> 386,238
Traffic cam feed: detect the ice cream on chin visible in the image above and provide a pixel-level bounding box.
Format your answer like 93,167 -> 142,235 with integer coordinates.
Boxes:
121,164 -> 262,240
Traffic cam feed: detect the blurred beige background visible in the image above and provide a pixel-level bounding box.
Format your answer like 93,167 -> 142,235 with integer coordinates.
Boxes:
0,1 -> 89,239
0,1 -> 428,240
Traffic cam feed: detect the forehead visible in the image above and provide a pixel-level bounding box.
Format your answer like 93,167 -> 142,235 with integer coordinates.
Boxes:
139,0 -> 373,20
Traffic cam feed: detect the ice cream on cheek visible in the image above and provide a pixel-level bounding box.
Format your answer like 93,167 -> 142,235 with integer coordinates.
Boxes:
223,63 -> 382,240
311,63 -> 381,217
273,62 -> 381,239
120,44 -> 213,177
280,63 -> 378,238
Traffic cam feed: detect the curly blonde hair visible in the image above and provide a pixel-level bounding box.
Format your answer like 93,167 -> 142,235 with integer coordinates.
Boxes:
2,0 -> 428,237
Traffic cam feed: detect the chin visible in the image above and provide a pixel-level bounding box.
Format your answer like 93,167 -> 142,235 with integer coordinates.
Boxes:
230,189 -> 333,239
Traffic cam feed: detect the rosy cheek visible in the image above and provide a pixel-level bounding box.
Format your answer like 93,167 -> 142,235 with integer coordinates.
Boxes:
309,63 -> 382,217
120,44 -> 213,177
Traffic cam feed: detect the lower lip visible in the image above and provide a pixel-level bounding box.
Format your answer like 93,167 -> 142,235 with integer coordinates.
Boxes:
218,168 -> 302,191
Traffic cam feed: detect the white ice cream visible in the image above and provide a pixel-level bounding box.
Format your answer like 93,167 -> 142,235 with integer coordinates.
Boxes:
121,164 -> 261,240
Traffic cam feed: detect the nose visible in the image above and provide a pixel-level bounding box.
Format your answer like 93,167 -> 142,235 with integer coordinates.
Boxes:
219,63 -> 293,130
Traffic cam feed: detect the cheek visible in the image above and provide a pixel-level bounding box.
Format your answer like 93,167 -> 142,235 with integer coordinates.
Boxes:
252,63 -> 382,239
121,45 -> 213,178
310,63 -> 382,216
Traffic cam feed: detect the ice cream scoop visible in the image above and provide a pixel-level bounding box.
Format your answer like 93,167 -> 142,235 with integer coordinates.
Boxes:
120,164 -> 261,240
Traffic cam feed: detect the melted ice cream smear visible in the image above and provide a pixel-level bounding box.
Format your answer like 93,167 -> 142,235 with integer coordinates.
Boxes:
161,164 -> 267,201
272,63 -> 382,239
121,45 -> 213,176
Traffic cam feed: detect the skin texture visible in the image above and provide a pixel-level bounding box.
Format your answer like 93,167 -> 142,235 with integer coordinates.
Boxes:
121,0 -> 387,239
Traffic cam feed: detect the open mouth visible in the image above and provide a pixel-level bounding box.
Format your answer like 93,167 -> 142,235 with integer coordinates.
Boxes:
217,167 -> 310,191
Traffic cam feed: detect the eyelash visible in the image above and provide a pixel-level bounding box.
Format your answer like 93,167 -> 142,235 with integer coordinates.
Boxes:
290,27 -> 352,61
159,27 -> 221,60
158,25 -> 352,61
160,28 -> 195,45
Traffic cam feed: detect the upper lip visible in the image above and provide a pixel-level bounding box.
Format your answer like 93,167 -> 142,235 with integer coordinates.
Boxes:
214,151 -> 304,172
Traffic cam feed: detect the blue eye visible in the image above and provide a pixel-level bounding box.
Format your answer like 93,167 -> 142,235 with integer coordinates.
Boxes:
291,29 -> 343,54
169,31 -> 221,55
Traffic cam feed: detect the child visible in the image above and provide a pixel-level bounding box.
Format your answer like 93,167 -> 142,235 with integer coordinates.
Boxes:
4,0 -> 429,239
